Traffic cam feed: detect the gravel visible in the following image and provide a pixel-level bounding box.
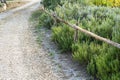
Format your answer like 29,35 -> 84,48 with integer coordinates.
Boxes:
0,1 -> 60,80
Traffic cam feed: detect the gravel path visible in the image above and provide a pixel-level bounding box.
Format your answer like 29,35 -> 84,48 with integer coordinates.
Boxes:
0,1 -> 60,80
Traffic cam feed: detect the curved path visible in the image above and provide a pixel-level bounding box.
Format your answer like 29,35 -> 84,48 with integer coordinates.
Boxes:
0,1 -> 59,80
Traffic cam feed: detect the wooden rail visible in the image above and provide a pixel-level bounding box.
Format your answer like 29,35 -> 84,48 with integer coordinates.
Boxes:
41,8 -> 120,49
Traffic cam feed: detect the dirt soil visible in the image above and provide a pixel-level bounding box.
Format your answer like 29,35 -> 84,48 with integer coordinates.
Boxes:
0,1 -> 28,12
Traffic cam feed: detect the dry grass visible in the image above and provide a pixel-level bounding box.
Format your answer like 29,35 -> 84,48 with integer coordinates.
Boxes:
0,1 -> 28,12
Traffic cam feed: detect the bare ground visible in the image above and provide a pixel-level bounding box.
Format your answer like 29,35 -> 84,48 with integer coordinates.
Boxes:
0,1 -> 60,80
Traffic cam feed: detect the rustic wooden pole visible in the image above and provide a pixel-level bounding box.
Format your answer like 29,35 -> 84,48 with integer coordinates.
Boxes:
42,8 -> 120,49
74,28 -> 78,42
74,22 -> 79,42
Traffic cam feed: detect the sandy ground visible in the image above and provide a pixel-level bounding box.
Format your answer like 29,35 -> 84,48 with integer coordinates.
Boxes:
0,1 -> 60,80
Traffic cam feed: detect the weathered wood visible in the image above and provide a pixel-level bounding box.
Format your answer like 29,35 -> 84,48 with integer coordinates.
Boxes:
74,29 -> 78,42
42,8 -> 120,49
74,22 -> 79,42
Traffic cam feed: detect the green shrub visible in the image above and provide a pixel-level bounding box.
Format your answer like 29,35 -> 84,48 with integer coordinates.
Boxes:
41,0 -> 61,10
38,11 -> 54,29
112,15 -> 120,43
52,24 -> 74,52
72,42 -> 108,64
72,42 -> 89,64
87,46 -> 120,80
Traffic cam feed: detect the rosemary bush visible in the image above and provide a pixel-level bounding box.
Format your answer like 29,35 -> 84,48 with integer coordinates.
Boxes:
38,11 -> 53,29
41,0 -> 61,10
52,24 -> 74,52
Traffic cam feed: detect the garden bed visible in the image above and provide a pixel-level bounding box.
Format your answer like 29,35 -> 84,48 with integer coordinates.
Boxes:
38,0 -> 120,80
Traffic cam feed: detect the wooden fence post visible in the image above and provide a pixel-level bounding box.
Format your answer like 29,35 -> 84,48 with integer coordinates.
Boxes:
74,22 -> 79,42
